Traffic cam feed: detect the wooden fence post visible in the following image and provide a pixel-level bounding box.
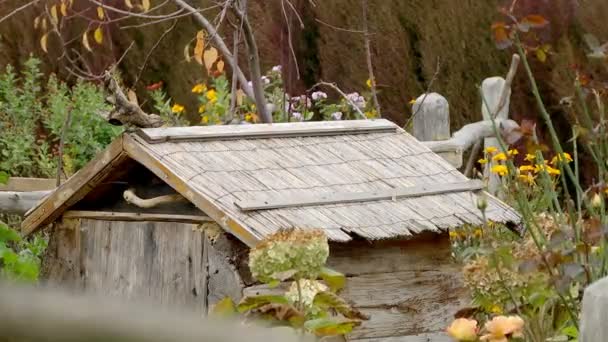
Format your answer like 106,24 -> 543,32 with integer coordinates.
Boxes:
581,276 -> 608,342
412,93 -> 463,167
481,77 -> 511,196
412,93 -> 450,142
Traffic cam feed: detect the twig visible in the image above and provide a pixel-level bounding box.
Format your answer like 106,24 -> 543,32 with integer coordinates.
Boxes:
361,0 -> 380,116
314,18 -> 366,34
134,20 -> 178,86
464,54 -> 520,177
281,0 -> 300,80
404,58 -> 441,129
56,106 -> 73,187
228,28 -> 241,120
0,0 -> 39,25
309,81 -> 366,119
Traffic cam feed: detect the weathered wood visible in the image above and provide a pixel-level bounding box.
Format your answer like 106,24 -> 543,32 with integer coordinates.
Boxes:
137,119 -> 398,143
0,282 -> 301,342
0,177 -> 57,192
206,230 -> 249,308
412,93 -> 450,142
22,136 -> 128,235
352,332 -> 451,341
80,219 -> 207,314
40,218 -> 82,290
63,210 -> 213,223
581,276 -> 608,342
235,180 -> 483,211
123,134 -> 261,247
422,119 -> 520,153
0,190 -> 51,215
244,265 -> 468,340
423,143 -> 464,169
327,234 -> 452,276
481,77 -> 511,195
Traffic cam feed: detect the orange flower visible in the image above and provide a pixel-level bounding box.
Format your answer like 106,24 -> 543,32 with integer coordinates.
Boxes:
480,316 -> 524,342
447,318 -> 478,341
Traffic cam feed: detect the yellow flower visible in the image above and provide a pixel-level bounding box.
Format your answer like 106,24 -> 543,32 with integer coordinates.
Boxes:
524,154 -> 536,162
171,104 -> 185,114
206,89 -> 218,103
198,104 -> 206,113
245,113 -> 254,122
480,316 -> 524,342
409,98 -> 417,105
365,110 -> 377,118
550,152 -> 573,165
366,79 -> 373,88
519,165 -> 535,172
447,318 -> 478,341
492,152 -> 507,161
485,146 -> 498,154
201,115 -> 209,124
546,166 -> 561,176
518,173 -> 536,185
191,83 -> 206,94
491,165 -> 508,176
490,305 -> 503,314
449,231 -> 460,239
508,149 -> 519,156
478,158 -> 489,165
473,229 -> 483,238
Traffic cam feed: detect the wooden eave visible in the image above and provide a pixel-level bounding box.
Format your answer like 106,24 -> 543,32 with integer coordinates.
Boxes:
21,133 -> 263,247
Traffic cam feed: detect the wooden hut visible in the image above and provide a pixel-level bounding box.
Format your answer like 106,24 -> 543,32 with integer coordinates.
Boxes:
22,119 -> 520,341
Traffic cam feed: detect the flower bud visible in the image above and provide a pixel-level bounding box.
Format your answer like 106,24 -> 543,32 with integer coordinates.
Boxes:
592,193 -> 602,208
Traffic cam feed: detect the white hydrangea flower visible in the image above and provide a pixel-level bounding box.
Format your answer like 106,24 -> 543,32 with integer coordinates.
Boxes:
285,280 -> 328,307
261,76 -> 270,85
331,112 -> 343,120
311,91 -> 328,101
272,65 -> 282,72
346,92 -> 366,109
292,112 -> 303,121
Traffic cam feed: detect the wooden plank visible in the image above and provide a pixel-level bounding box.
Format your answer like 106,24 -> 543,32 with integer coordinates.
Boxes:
235,180 -> 483,211
0,177 -> 57,192
137,119 -> 398,143
351,332 -> 451,341
81,219 -> 207,314
0,190 -> 51,215
21,136 -> 128,236
244,265 -> 468,340
123,134 -> 261,247
39,217 -> 82,290
206,231 -> 248,309
63,210 -> 213,224
327,234 -> 452,276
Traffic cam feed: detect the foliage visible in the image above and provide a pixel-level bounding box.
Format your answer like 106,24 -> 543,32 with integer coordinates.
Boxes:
211,229 -> 369,339
0,221 -> 46,282
450,5 -> 608,342
0,56 -> 122,178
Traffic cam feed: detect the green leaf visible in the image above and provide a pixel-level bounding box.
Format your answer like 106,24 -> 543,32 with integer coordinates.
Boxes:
0,171 -> 8,185
0,224 -> 21,243
313,291 -> 369,320
304,318 -> 361,336
210,297 -> 237,318
237,295 -> 289,313
320,267 -> 346,292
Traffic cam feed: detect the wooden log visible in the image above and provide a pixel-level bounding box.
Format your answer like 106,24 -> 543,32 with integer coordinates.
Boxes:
40,217 -> 82,290
62,210 -> 213,223
206,231 -> 249,308
0,190 -> 51,215
0,177 -> 57,191
581,276 -> 608,342
0,281 -> 301,342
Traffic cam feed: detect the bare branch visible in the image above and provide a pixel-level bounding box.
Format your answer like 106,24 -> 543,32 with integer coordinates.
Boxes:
404,58 -> 441,129
56,106 -> 73,187
104,73 -> 163,128
0,0 -> 39,25
361,0 -> 381,116
281,0 -> 300,80
134,21 -> 178,86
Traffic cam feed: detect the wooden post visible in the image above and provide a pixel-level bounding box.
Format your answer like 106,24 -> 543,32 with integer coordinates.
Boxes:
581,276 -> 608,342
412,93 -> 450,142
481,77 -> 511,196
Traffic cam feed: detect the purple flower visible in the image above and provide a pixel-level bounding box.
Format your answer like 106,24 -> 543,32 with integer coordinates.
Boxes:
311,91 -> 328,101
331,112 -> 343,120
346,92 -> 366,109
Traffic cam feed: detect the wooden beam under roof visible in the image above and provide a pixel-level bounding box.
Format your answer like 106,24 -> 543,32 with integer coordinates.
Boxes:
234,180 -> 484,211
136,119 -> 398,143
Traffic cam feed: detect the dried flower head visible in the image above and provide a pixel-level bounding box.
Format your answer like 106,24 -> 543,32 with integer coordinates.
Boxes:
249,229 -> 329,284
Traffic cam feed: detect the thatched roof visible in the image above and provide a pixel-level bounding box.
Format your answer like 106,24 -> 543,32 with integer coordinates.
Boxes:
23,120 -> 520,246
